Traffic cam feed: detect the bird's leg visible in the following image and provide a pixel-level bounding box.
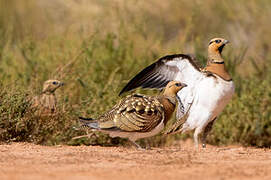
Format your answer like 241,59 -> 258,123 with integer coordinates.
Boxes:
201,118 -> 216,148
194,127 -> 203,149
129,140 -> 145,150
144,139 -> 151,150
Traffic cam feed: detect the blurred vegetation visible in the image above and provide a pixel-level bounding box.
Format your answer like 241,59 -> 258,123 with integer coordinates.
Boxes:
0,0 -> 270,147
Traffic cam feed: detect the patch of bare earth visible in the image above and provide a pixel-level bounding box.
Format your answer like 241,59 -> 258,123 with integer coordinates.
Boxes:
0,141 -> 270,180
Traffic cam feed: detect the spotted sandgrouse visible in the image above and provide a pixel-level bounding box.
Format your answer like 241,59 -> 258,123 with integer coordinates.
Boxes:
79,81 -> 187,148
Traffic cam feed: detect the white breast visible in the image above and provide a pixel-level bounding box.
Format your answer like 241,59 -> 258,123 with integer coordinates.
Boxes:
179,75 -> 235,131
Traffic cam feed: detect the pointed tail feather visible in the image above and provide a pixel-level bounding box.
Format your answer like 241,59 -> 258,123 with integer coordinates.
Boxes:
79,116 -> 93,121
78,116 -> 100,129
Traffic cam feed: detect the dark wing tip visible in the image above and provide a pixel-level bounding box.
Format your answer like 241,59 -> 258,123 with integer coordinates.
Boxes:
119,62 -> 158,96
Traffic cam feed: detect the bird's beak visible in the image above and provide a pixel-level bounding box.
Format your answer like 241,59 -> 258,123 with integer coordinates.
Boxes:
181,83 -> 187,87
60,82 -> 65,86
223,39 -> 229,45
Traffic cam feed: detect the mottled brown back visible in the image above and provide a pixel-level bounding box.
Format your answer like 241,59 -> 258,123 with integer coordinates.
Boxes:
98,94 -> 165,132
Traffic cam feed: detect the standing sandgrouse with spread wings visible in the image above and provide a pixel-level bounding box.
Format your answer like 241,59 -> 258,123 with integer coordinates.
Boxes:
119,38 -> 235,148
79,81 -> 187,148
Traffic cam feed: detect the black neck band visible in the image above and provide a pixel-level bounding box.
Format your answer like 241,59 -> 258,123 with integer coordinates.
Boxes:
211,60 -> 224,64
166,97 -> 176,106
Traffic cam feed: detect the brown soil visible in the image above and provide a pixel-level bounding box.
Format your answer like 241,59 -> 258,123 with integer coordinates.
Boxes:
0,141 -> 270,180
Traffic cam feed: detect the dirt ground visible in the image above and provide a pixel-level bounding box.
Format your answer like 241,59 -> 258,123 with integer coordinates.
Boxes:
0,140 -> 270,180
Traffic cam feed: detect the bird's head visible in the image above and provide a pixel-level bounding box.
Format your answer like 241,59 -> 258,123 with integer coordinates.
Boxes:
42,80 -> 64,94
207,38 -> 229,63
208,38 -> 229,54
163,81 -> 187,97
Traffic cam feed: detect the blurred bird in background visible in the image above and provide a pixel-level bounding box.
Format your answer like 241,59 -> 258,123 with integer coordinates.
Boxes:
31,79 -> 64,116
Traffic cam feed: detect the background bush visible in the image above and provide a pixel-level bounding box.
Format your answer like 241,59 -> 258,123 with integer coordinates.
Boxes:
0,0 -> 270,147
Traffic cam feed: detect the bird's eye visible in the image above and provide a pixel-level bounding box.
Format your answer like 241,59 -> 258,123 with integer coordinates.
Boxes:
175,83 -> 182,87
52,81 -> 58,85
215,40 -> 221,43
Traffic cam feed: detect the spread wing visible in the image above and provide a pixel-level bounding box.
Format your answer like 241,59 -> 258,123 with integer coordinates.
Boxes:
119,54 -> 202,95
98,94 -> 165,132
119,54 -> 204,120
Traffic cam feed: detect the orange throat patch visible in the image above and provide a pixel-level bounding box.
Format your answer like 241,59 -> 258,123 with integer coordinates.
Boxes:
160,97 -> 176,125
204,63 -> 232,81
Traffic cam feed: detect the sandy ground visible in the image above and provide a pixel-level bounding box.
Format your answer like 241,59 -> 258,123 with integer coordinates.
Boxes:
0,141 -> 270,180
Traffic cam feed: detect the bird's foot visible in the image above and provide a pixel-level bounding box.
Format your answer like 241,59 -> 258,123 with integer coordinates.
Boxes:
129,140 -> 148,150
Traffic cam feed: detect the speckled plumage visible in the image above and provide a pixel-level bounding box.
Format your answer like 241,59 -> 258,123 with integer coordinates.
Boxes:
79,81 -> 187,148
